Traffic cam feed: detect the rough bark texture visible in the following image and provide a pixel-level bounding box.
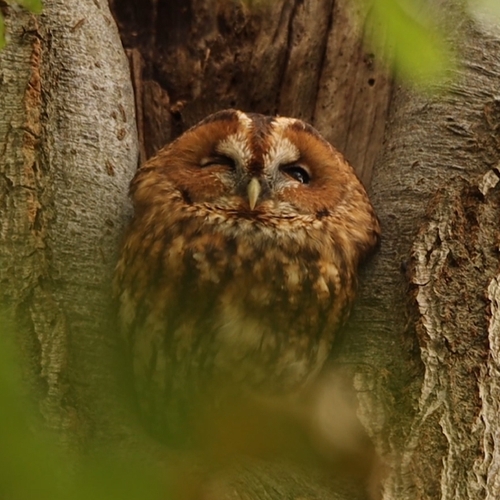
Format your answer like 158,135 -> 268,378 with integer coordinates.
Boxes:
0,0 -> 138,450
346,3 -> 500,499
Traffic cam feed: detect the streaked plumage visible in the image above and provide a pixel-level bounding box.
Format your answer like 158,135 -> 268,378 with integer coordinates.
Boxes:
114,109 -> 380,442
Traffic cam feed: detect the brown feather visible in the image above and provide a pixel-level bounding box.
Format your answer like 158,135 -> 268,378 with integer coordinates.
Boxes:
114,109 -> 380,444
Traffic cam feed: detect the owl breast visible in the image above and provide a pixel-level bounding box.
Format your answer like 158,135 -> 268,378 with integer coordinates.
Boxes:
114,109 -> 380,441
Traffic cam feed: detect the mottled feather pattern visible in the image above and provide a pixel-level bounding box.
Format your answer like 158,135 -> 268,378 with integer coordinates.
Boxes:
114,109 -> 380,441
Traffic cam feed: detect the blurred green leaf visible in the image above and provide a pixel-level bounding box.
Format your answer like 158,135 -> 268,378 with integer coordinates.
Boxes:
0,319 -> 63,500
0,315 -> 167,500
366,0 -> 453,87
14,0 -> 43,15
0,0 -> 43,50
0,14 -> 5,50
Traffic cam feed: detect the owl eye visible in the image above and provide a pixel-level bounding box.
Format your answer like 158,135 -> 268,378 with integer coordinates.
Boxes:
281,164 -> 311,185
200,155 -> 236,169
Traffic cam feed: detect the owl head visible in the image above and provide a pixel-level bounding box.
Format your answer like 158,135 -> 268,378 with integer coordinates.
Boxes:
130,109 -> 379,268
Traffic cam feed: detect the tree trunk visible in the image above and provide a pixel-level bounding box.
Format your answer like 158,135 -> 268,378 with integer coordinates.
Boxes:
356,3 -> 500,498
2,0 -> 500,499
0,0 -> 138,451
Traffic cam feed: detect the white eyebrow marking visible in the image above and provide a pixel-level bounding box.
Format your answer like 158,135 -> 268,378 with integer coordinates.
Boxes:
264,120 -> 300,170
214,111 -> 254,166
216,132 -> 252,166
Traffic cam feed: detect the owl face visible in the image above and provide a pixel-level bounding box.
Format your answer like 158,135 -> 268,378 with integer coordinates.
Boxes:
133,110 -> 367,228
115,109 -> 380,440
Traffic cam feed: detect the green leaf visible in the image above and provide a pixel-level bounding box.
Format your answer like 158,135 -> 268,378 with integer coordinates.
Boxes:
0,314 -> 167,500
0,0 -> 43,50
367,0 -> 453,88
14,0 -> 43,14
0,14 -> 5,50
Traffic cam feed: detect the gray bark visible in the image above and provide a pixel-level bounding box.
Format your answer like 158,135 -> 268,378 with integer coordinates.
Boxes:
0,0 -> 138,450
344,3 -> 500,499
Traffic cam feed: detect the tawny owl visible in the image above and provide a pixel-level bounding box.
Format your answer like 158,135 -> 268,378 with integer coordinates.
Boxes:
114,109 -> 380,443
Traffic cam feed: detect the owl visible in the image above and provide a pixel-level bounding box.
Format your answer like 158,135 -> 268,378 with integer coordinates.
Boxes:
114,109 -> 380,444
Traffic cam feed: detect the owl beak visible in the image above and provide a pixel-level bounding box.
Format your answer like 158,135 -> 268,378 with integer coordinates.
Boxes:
247,177 -> 261,210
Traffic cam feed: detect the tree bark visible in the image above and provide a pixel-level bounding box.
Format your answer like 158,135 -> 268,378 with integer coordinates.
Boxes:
0,0 -> 138,451
345,2 -> 500,499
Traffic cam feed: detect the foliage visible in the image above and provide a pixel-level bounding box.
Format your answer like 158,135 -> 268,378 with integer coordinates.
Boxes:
369,0 -> 500,86
364,0 -> 453,88
0,311 -> 375,499
0,15 -> 4,49
0,317 -> 166,500
238,0 -> 500,88
0,0 -> 42,49
12,0 -> 42,12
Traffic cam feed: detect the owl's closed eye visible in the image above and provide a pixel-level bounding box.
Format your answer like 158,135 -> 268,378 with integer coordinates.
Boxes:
114,109 -> 380,442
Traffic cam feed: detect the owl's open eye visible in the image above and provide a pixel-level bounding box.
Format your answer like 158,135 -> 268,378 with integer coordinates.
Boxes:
281,164 -> 311,185
200,155 -> 236,169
